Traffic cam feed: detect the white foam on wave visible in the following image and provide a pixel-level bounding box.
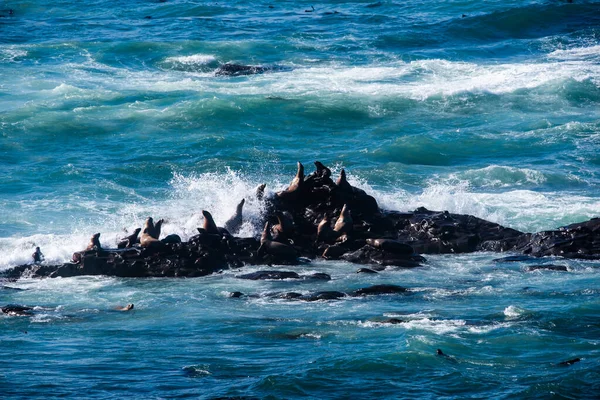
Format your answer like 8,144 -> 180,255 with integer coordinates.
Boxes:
503,305 -> 526,319
164,54 -> 217,66
0,169 -> 275,270
9,49 -> 599,103
0,47 -> 27,63
373,177 -> 600,233
547,45 -> 600,61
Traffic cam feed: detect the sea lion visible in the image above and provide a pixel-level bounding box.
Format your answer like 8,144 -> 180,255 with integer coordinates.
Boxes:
256,183 -> 266,201
276,162 -> 304,201
85,233 -> 102,251
336,169 -> 353,193
140,218 -> 161,248
115,304 -> 134,311
272,211 -> 294,242
32,247 -> 44,264
333,204 -> 353,234
153,219 -> 164,239
558,358 -> 580,366
257,222 -> 297,260
314,161 -> 331,179
316,216 -> 333,243
365,238 -> 414,255
202,210 -> 220,234
118,228 -> 141,249
436,349 -> 458,363
224,198 -> 245,233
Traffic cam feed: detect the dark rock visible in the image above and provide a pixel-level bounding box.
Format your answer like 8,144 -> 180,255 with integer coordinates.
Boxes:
1,286 -> 25,291
493,255 -> 536,263
272,292 -> 303,300
356,268 -> 378,274
2,304 -> 34,316
525,265 -> 568,272
236,271 -> 300,280
352,284 -> 408,296
161,234 -> 182,244
382,318 -> 404,324
300,291 -> 346,301
515,218 -> 600,259
303,273 -> 331,281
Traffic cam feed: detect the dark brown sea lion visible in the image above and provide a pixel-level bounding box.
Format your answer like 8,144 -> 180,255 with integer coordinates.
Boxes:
257,222 -> 297,260
140,218 -> 160,248
153,219 -> 164,239
276,162 -> 304,201
224,199 -> 245,233
85,233 -> 102,251
336,169 -> 353,193
118,228 -> 141,249
202,210 -> 220,234
314,161 -> 331,179
272,211 -> 294,242
334,204 -> 353,235
316,216 -> 333,243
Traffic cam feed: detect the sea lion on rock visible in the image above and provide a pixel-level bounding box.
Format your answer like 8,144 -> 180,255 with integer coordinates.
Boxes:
85,233 -> 102,251
224,199 -> 245,233
314,161 -> 331,179
153,219 -> 164,239
272,211 -> 294,242
140,218 -> 161,248
276,162 -> 304,201
257,222 -> 298,261
202,210 -> 220,234
366,238 -> 414,255
336,169 -> 353,193
316,216 -> 333,243
334,204 -> 353,235
322,244 -> 347,260
118,228 -> 141,249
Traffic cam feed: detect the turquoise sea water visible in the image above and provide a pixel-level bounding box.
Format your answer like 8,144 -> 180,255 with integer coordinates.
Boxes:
1,1 -> 600,398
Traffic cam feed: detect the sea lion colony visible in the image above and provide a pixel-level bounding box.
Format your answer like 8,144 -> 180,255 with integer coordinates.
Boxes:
4,160 -> 600,280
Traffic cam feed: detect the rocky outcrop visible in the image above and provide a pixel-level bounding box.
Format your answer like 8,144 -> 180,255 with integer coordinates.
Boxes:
3,161 -> 600,280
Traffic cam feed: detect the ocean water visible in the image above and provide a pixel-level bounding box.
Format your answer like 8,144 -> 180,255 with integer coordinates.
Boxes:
1,0 -> 600,398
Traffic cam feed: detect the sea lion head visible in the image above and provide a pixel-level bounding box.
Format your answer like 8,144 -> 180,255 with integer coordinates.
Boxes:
237,198 -> 245,212
143,217 -> 154,234
336,169 -> 348,186
256,184 -> 266,200
202,210 -> 219,234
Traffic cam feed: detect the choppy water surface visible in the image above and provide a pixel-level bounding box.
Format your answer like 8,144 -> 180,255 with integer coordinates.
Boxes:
1,0 -> 600,398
